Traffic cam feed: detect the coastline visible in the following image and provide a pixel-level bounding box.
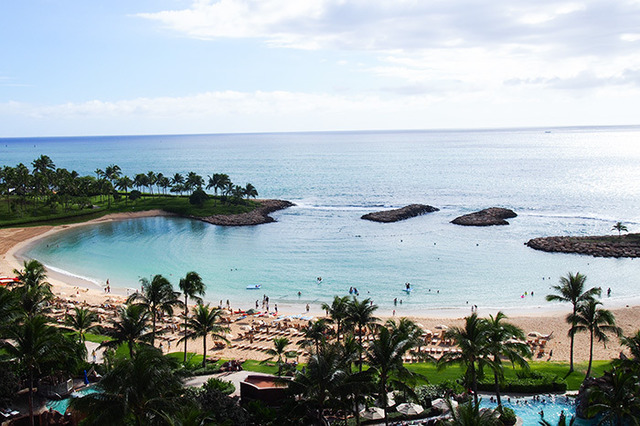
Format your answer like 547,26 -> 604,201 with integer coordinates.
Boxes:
1,212 -> 639,364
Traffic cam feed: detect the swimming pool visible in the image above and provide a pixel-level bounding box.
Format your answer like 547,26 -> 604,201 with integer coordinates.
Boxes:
45,386 -> 101,414
481,395 -> 593,425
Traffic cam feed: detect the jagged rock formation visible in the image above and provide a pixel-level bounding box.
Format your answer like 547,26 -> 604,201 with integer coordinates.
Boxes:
451,208 -> 517,226
361,204 -> 439,223
526,234 -> 640,258
194,199 -> 294,226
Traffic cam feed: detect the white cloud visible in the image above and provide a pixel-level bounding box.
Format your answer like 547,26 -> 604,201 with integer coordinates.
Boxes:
3,83 -> 640,137
138,0 -> 640,56
136,0 -> 640,97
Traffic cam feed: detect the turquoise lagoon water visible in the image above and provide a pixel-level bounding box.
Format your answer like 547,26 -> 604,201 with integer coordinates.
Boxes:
3,127 -> 640,315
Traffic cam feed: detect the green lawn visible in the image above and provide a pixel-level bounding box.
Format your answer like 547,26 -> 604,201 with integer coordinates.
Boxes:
406,359 -> 613,391
0,194 -> 259,227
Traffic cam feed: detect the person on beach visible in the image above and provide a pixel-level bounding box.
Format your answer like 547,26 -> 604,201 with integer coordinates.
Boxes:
306,304 -> 310,312
275,304 -> 278,314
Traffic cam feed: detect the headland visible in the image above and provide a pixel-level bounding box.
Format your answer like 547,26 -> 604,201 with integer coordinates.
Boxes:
526,233 -> 640,258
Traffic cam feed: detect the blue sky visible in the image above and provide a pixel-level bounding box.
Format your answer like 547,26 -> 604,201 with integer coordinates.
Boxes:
1,0 -> 640,137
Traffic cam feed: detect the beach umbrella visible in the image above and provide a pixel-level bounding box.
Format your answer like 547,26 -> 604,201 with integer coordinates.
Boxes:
432,398 -> 457,413
423,329 -> 433,336
416,323 -> 426,329
239,325 -> 252,332
246,308 -> 258,315
435,324 -> 449,330
396,402 -> 424,415
359,407 -> 384,420
528,331 -> 542,338
225,333 -> 234,340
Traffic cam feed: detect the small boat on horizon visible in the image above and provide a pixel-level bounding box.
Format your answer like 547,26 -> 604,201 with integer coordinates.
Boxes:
246,284 -> 262,290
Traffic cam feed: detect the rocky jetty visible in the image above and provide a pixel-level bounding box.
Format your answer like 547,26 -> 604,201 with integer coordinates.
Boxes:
361,204 -> 439,223
451,207 -> 517,226
194,199 -> 294,226
526,234 -> 640,258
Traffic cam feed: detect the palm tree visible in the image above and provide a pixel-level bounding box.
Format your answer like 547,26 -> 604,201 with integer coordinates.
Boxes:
0,286 -> 19,332
441,399 -> 502,426
367,322 -> 421,426
101,303 -> 153,358
71,345 -> 184,425
2,315 -> 82,426
587,368 -> 640,425
299,319 -> 331,353
612,221 -> 629,237
116,176 -> 133,205
244,183 -> 258,199
104,164 -> 121,185
345,297 -> 379,371
13,259 -> 53,318
186,172 -> 204,191
64,306 -> 100,343
263,337 -> 298,375
484,311 -> 531,410
569,299 -> 621,378
178,271 -> 206,364
439,313 -> 489,405
545,272 -> 601,373
620,330 -> 640,361
128,274 -> 183,346
289,342 -> 354,424
179,303 -> 229,368
321,295 -> 350,343
146,171 -> 157,195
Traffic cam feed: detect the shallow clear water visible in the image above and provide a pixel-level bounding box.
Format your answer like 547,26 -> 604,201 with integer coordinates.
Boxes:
4,127 -> 640,315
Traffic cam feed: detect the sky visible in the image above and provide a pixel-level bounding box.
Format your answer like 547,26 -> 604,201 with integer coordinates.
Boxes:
1,0 -> 640,137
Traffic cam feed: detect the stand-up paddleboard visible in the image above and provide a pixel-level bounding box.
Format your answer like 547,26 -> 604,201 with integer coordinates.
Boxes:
246,284 -> 262,290
403,288 -> 412,293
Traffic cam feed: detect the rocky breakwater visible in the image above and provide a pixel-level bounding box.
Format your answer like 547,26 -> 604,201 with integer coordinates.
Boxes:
526,234 -> 640,258
451,207 -> 517,226
195,199 -> 295,226
361,204 -> 439,223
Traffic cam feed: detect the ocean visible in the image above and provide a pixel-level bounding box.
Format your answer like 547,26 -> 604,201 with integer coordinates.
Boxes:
2,126 -> 640,316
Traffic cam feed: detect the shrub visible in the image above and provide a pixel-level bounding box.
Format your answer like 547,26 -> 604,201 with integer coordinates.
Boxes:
477,370 -> 567,393
499,406 -> 517,425
189,188 -> 208,207
204,377 -> 235,395
415,380 -> 464,407
129,190 -> 142,201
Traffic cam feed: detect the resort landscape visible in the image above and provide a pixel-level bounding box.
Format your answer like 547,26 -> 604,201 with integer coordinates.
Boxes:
1,155 -> 640,425
3,1 -> 640,425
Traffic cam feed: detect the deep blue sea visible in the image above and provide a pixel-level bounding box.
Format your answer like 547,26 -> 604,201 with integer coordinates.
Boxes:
2,127 -> 640,316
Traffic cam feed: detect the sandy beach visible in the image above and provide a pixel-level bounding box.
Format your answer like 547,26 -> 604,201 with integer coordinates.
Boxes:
2,212 -> 639,365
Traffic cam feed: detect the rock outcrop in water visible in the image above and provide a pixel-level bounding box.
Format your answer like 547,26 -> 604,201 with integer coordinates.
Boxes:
451,207 -> 517,226
526,234 -> 640,258
361,204 -> 439,223
194,199 -> 294,226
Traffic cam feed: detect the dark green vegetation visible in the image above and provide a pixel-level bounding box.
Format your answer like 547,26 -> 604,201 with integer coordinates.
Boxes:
0,155 -> 260,227
2,259 -> 639,424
